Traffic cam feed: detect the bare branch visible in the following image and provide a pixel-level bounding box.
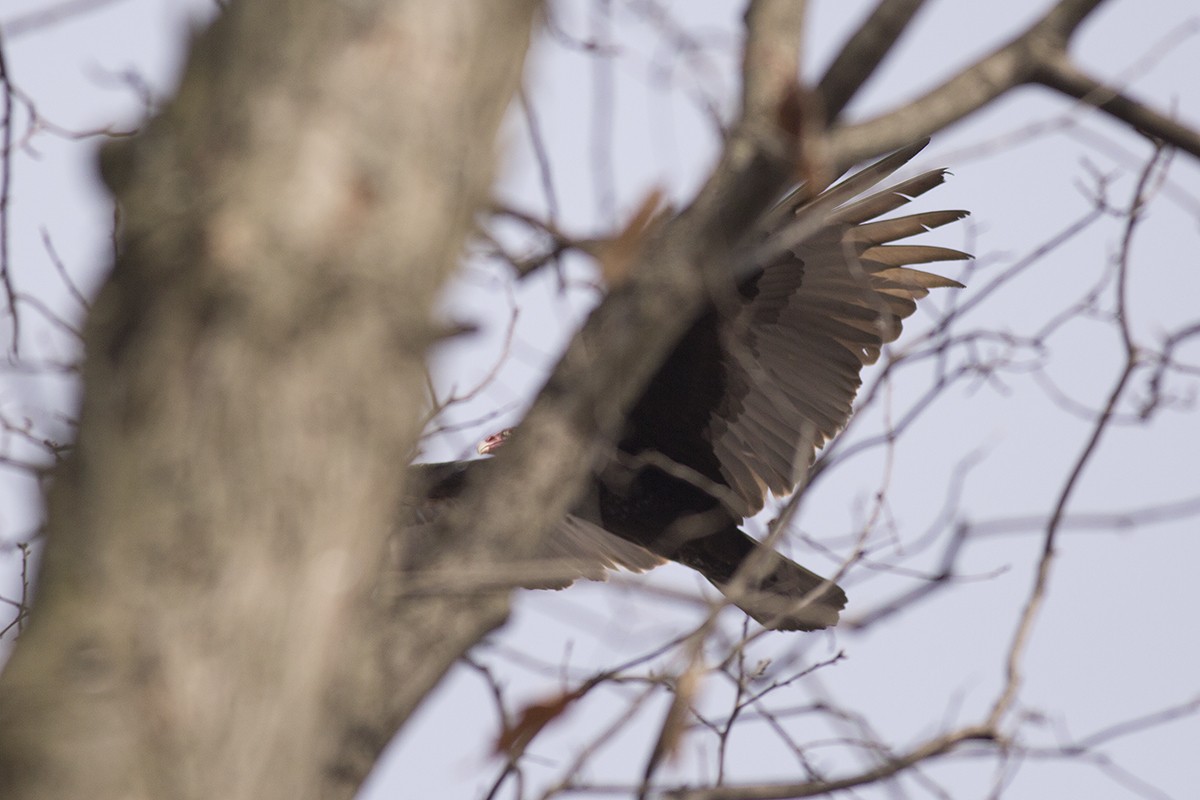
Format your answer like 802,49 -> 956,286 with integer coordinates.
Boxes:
989,143 -> 1169,725
817,0 -> 931,122
0,37 -> 17,355
1034,50 -> 1200,157
665,725 -> 995,800
740,0 -> 807,126
825,0 -> 1119,168
0,0 -> 129,38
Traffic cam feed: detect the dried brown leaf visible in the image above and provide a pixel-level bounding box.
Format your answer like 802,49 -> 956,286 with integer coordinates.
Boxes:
590,188 -> 668,286
493,686 -> 587,759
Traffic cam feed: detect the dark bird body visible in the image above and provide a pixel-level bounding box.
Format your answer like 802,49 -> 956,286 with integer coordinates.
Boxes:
411,140 -> 968,631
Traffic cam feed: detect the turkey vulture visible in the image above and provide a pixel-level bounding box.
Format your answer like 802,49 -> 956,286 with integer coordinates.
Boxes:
411,140 -> 968,631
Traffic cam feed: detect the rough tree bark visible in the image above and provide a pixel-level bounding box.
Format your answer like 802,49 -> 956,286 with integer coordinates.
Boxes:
0,1 -> 539,798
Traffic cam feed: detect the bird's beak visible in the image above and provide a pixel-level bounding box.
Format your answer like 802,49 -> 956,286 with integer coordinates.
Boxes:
477,431 -> 508,455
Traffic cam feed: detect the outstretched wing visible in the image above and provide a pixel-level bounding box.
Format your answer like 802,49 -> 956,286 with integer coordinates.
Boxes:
709,143 -> 970,514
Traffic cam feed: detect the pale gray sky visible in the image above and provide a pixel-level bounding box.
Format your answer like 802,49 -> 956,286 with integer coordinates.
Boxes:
2,2 -> 1198,798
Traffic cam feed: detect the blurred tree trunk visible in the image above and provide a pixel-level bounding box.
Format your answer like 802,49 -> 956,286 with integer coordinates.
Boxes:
0,1 -> 539,798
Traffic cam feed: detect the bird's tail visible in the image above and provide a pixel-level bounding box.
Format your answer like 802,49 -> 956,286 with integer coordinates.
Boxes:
671,526 -> 846,631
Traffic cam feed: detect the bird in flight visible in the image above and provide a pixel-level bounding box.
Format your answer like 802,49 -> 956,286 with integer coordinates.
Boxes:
411,139 -> 968,631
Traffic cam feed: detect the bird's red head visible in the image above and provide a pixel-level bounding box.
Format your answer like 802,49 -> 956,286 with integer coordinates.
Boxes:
477,428 -> 513,456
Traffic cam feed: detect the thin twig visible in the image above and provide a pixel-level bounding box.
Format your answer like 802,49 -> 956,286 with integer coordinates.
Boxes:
989,143 -> 1169,725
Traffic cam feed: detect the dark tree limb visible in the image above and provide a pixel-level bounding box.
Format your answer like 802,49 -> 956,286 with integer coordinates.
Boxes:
816,0 -> 932,122
822,0 -> 1199,168
1033,51 -> 1200,155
